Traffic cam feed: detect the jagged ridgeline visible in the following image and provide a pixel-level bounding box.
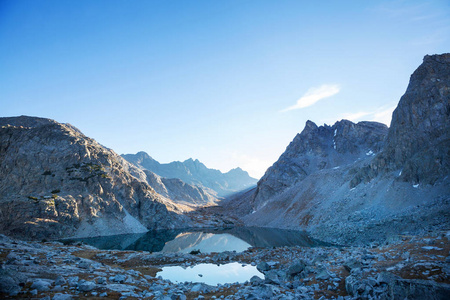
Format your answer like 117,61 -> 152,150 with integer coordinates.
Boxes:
122,152 -> 258,198
0,116 -> 191,240
228,54 -> 450,245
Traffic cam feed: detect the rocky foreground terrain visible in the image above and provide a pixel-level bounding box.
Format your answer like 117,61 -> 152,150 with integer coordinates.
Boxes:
1,230 -> 449,299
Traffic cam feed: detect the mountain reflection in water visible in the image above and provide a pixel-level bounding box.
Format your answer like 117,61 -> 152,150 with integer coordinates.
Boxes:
64,227 -> 328,253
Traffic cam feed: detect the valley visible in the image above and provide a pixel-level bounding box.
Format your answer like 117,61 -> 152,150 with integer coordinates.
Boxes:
0,54 -> 449,299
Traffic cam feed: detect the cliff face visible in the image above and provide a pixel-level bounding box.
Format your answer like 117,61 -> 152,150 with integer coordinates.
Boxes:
122,152 -> 258,197
351,54 -> 450,187
231,54 -> 450,244
0,116 -> 189,240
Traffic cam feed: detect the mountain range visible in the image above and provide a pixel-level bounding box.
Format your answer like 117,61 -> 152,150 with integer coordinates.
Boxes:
0,54 -> 448,245
122,151 -> 258,197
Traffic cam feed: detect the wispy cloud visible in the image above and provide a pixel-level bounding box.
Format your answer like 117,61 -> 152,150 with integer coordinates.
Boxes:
281,84 -> 340,112
339,105 -> 396,126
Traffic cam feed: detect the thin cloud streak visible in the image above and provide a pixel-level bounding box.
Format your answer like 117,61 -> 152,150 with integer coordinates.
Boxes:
281,84 -> 340,112
339,105 -> 396,126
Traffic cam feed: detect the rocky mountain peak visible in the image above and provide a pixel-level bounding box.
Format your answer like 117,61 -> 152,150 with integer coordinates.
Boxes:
303,120 -> 318,131
351,53 -> 449,186
122,153 -> 258,197
0,116 -> 189,240
251,119 -> 388,208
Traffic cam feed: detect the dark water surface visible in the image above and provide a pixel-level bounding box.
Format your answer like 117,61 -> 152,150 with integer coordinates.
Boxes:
63,227 -> 328,253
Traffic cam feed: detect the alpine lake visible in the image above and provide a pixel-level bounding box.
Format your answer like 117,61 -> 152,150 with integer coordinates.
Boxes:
63,227 -> 329,286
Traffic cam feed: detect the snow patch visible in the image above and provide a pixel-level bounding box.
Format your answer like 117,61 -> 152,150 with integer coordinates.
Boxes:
413,184 -> 419,188
123,210 -> 148,233
334,129 -> 337,137
398,170 -> 402,176
366,150 -> 374,156
350,187 -> 356,191
72,209 -> 148,238
333,166 -> 340,170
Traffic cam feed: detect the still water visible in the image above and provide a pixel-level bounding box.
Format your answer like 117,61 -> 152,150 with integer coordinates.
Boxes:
64,227 -> 328,253
157,262 -> 263,285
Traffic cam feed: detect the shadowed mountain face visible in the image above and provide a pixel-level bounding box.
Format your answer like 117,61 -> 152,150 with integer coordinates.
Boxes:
252,120 -> 388,210
228,54 -> 450,245
0,116 -> 190,240
350,54 -> 450,187
122,152 -> 258,197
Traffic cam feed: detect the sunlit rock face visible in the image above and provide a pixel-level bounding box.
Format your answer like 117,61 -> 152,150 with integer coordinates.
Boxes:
230,54 -> 450,245
0,116 -> 190,240
122,151 -> 258,197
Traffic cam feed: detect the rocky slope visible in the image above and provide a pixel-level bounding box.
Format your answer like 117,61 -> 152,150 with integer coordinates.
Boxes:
122,151 -> 258,197
229,54 -> 450,245
0,116 -> 190,240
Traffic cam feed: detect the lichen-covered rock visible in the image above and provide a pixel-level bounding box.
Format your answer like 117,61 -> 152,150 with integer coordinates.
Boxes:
0,116 -> 190,240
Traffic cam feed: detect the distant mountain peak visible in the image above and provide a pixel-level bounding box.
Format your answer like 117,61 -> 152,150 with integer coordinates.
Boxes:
122,153 -> 258,197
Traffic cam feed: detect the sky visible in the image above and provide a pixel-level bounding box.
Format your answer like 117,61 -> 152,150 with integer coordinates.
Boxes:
1,0 -> 449,179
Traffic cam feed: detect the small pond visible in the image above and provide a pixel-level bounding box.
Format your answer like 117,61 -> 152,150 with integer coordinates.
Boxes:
63,227 -> 328,253
157,262 -> 263,285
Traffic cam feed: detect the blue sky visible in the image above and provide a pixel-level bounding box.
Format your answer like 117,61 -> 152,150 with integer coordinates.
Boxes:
1,0 -> 449,178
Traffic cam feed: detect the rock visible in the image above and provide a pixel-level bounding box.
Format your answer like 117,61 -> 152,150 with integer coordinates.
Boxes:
256,261 -> 270,273
30,279 -> 52,291
67,276 -> 79,287
264,270 -> 286,285
343,258 -> 362,272
55,276 -> 66,286
190,283 -> 210,293
78,261 -> 91,269
96,277 -> 107,284
250,275 -> 263,285
52,294 -> 73,300
377,272 -> 400,285
110,274 -> 127,283
78,281 -> 96,292
316,269 -> 331,280
252,284 -> 274,299
0,270 -> 21,295
388,278 -> 450,300
287,260 -> 306,277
